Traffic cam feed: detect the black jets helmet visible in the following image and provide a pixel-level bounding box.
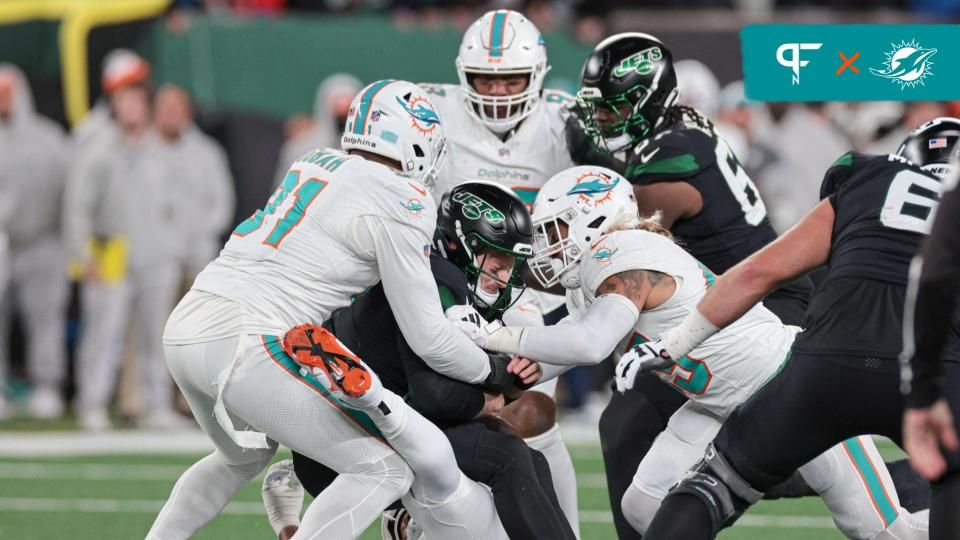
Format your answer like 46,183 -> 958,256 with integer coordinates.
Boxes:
897,117 -> 960,178
436,181 -> 534,317
576,32 -> 680,153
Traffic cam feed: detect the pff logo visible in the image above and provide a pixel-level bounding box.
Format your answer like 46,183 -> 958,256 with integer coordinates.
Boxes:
776,42 -> 823,85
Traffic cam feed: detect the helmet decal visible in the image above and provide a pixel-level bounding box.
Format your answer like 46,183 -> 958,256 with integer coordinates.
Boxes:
453,191 -> 506,224
487,10 -> 509,59
565,171 -> 621,206
396,94 -> 440,135
613,46 -> 663,78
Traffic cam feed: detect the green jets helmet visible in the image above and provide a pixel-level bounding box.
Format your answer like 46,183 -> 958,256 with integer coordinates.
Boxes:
576,33 -> 679,153
436,181 -> 534,317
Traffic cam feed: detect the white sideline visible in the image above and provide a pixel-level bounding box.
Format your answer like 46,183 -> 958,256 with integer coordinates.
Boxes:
0,420 -> 601,457
0,497 -> 837,528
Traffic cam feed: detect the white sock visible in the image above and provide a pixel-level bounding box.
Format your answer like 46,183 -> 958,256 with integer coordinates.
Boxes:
262,460 -> 304,535
295,454 -> 412,540
526,424 -> 581,538
147,452 -> 265,539
364,390 -> 462,503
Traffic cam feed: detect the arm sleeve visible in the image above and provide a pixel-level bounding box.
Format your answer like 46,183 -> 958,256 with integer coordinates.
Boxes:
493,293 -> 640,365
398,331 -> 485,424
902,182 -> 960,407
365,216 -> 492,384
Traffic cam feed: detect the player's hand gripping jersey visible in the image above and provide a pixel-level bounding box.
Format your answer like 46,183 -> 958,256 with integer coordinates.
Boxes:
793,151 -> 959,362
580,229 -> 797,415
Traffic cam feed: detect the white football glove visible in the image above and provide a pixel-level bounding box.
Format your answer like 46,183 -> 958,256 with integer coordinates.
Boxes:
615,339 -> 675,393
445,304 -> 503,348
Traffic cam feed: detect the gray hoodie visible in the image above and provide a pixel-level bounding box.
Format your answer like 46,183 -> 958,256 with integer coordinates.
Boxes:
0,64 -> 69,250
63,127 -> 184,271
156,126 -> 235,274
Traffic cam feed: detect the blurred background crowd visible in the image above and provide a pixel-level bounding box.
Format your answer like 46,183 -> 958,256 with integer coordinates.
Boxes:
1,0 -> 959,432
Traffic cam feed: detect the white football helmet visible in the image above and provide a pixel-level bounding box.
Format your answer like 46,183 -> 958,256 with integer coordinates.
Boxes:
342,80 -> 447,189
456,10 -> 550,134
530,166 -> 639,290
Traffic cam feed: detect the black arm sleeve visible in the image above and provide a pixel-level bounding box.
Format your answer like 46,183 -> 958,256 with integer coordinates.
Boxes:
904,181 -> 960,407
399,331 -> 486,425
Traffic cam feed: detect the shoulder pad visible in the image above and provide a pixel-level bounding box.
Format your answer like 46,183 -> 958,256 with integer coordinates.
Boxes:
625,127 -> 716,183
818,151 -> 903,199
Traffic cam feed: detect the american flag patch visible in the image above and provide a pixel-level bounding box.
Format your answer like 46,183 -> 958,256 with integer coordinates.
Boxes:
929,137 -> 948,149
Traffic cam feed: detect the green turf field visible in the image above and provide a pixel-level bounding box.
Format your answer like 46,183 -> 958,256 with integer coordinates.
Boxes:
0,440 -> 905,539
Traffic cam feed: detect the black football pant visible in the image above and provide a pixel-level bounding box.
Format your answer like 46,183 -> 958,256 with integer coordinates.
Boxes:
646,355 -> 958,539
292,420 -> 575,540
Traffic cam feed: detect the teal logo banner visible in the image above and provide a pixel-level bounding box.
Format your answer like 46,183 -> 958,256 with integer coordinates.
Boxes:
741,24 -> 960,101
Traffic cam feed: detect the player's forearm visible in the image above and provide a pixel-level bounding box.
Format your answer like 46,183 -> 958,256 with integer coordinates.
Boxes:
486,294 -> 638,365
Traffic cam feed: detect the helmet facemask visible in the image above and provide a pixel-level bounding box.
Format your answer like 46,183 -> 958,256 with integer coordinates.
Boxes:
576,83 -> 671,154
530,207 -> 586,290
459,65 -> 548,134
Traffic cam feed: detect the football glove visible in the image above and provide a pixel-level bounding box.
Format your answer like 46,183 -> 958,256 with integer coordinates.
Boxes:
615,339 -> 674,393
446,304 -> 503,348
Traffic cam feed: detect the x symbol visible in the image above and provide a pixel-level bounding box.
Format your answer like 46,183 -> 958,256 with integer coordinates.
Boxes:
836,51 -> 860,75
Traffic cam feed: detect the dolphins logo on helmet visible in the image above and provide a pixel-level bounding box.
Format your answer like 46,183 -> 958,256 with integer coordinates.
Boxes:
396,95 -> 440,135
565,171 -> 621,206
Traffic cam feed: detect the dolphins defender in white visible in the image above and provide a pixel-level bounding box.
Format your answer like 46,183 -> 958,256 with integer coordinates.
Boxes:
147,80 -> 509,540
470,166 -> 928,539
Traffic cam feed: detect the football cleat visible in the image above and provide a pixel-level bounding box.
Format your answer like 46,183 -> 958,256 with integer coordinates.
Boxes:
282,324 -> 372,398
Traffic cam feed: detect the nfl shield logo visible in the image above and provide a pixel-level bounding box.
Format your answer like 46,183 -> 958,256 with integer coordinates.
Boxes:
499,147 -> 510,158
371,110 -> 382,122
423,244 -> 430,256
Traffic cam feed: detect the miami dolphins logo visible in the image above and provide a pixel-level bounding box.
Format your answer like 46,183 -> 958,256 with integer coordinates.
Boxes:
397,94 -> 440,135
566,171 -> 621,206
870,39 -> 937,90
401,198 -> 425,217
591,244 -> 619,264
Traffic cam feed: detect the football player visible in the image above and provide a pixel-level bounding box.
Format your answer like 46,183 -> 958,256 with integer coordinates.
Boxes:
900,125 -> 960,539
569,33 -> 818,537
641,119 -> 960,539
262,181 -> 575,540
146,80 -> 511,539
420,10 -> 582,532
472,165 -> 929,539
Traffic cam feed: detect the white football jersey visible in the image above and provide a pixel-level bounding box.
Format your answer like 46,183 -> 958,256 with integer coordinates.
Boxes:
580,229 -> 798,416
189,149 -> 434,335
424,83 -> 575,313
180,149 -> 492,384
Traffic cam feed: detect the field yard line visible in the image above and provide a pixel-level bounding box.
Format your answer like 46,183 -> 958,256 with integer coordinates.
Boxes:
0,462 -> 611,489
0,462 -> 187,480
0,497 -> 837,528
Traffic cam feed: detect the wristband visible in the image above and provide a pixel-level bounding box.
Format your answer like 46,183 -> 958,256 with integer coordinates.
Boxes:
661,308 -> 719,359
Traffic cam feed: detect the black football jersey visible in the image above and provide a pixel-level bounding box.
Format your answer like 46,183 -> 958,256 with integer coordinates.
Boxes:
625,121 -> 776,274
793,152 -> 953,361
625,119 -> 812,323
324,254 -> 471,395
